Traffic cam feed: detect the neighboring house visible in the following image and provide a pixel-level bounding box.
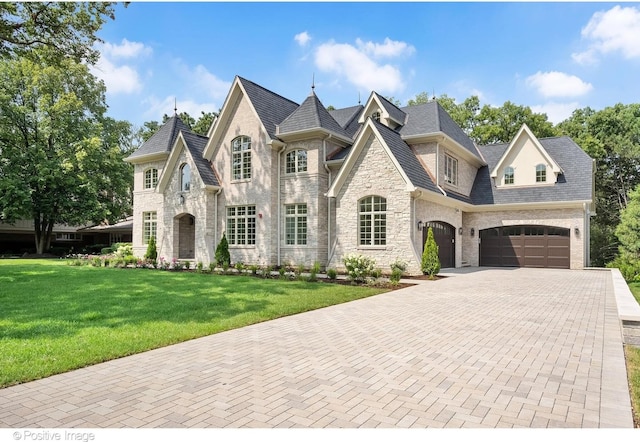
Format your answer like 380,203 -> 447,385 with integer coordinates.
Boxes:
125,76 -> 594,274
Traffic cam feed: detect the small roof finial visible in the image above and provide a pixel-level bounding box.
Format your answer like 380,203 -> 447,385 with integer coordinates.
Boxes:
174,97 -> 177,115
311,73 -> 315,92
358,92 -> 361,105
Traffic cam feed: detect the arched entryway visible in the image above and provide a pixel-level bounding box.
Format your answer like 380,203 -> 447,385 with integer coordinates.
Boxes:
176,214 -> 195,259
423,221 -> 455,268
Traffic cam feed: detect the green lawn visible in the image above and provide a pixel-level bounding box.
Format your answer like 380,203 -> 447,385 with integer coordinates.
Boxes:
627,282 -> 640,427
0,259 -> 386,388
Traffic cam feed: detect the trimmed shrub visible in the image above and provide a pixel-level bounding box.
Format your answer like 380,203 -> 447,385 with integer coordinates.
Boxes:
390,259 -> 407,285
144,236 -> 157,261
607,256 -> 640,282
343,253 -> 376,283
215,233 -> 230,267
422,227 -> 440,278
327,268 -> 337,280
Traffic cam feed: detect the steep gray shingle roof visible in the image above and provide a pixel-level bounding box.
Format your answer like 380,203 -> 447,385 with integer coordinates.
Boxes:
371,119 -> 440,195
237,77 -> 299,139
181,131 -> 219,187
373,92 -> 406,124
329,105 -> 363,138
278,91 -> 350,138
471,136 -> 592,205
126,115 -> 191,160
400,101 -> 481,159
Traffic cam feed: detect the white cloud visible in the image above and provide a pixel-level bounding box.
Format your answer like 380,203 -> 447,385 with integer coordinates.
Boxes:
531,102 -> 580,124
314,38 -> 414,94
572,5 -> 640,64
172,60 -> 231,100
526,71 -> 593,98
90,56 -> 143,95
356,37 -> 415,58
294,31 -> 311,47
99,38 -> 153,59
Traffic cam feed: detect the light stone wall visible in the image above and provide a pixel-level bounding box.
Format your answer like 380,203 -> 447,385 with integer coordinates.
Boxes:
131,161 -> 166,257
462,207 -> 586,268
331,135 -> 416,273
412,142 -> 437,181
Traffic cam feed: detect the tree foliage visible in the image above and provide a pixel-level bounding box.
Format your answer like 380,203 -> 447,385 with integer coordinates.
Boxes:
421,227 -> 440,278
135,110 -> 218,143
0,2 -> 118,64
215,233 -> 230,267
0,52 -> 133,254
616,184 -> 640,260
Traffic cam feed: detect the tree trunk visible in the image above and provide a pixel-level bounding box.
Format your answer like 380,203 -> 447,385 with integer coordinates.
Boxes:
33,216 -> 54,255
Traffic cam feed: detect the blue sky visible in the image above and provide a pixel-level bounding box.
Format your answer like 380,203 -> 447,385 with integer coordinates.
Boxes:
92,2 -> 640,128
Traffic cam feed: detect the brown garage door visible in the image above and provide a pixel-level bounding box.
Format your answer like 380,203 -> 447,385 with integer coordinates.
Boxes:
479,226 -> 570,269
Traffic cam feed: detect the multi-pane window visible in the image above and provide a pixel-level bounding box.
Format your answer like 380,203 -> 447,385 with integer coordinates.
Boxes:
232,136 -> 252,180
285,204 -> 307,245
359,196 -> 386,246
536,164 -> 547,183
144,168 -> 158,189
285,150 -> 307,174
180,163 -> 190,191
444,154 -> 458,186
143,211 -> 157,244
504,166 -> 515,185
226,205 -> 256,245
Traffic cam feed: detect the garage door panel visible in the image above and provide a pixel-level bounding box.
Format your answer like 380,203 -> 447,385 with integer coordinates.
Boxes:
480,226 -> 570,269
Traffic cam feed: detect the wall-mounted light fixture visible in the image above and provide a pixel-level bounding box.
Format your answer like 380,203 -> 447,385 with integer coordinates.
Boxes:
458,227 -> 463,235
417,220 -> 423,231
574,227 -> 580,236
470,228 -> 475,237
178,194 -> 185,205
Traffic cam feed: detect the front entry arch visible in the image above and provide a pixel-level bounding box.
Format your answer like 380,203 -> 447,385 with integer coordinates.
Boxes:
176,214 -> 195,259
423,221 -> 455,268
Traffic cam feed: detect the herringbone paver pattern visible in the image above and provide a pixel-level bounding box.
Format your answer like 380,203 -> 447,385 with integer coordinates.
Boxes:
0,268 -> 632,427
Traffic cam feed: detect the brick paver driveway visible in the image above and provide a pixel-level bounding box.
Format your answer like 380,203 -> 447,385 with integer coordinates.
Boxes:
0,268 -> 633,428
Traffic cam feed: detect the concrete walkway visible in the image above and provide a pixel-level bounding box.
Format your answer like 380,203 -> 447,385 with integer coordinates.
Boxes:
0,268 -> 634,428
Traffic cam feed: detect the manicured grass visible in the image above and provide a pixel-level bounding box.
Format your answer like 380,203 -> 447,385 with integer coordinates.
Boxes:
0,259 -> 386,388
627,282 -> 640,427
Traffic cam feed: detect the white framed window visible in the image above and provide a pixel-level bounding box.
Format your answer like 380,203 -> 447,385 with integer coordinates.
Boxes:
536,164 -> 547,183
444,154 -> 458,186
226,205 -> 256,245
359,196 -> 386,246
504,166 -> 515,185
180,163 -> 191,192
285,204 -> 307,245
143,211 -> 157,244
285,150 -> 307,174
55,233 -> 82,241
232,136 -> 251,180
371,111 -> 381,122
144,168 -> 158,189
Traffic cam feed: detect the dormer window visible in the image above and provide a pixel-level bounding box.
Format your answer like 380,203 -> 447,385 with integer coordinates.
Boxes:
180,163 -> 191,192
536,164 -> 547,183
371,111 -> 381,122
504,166 -> 515,185
144,168 -> 158,189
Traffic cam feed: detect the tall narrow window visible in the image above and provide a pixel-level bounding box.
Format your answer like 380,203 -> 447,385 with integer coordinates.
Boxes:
144,168 -> 158,189
359,196 -> 386,246
226,205 -> 256,245
285,204 -> 307,245
180,163 -> 190,191
143,211 -> 157,244
444,155 -> 458,186
232,136 -> 252,180
285,150 -> 308,174
504,166 -> 515,185
536,164 -> 547,183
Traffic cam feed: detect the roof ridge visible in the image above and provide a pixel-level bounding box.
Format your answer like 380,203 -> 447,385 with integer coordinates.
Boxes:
237,76 -> 299,108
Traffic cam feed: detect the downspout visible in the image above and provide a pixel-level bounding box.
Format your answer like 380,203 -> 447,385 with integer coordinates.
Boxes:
411,190 -> 423,267
435,141 -> 447,196
323,134 -> 333,266
584,202 -> 590,268
213,187 -> 222,262
277,143 -> 286,267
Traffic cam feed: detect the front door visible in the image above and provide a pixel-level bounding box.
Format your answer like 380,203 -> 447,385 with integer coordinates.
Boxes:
423,221 -> 455,268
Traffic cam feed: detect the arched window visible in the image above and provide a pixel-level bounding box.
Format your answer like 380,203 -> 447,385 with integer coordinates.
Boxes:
359,196 -> 386,246
180,163 -> 190,192
536,164 -> 547,183
144,168 -> 158,189
285,150 -> 307,174
232,136 -> 252,180
504,166 -> 514,185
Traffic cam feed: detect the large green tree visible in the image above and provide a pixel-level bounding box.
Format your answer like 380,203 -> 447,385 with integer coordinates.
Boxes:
0,53 -> 133,254
136,110 -> 218,142
0,2 -> 118,63
557,104 -> 640,265
616,183 -> 640,260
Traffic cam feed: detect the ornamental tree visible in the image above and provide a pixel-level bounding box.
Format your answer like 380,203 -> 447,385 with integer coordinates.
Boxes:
421,227 -> 440,278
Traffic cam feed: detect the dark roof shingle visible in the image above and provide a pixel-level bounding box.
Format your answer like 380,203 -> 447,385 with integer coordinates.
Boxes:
127,115 -> 191,160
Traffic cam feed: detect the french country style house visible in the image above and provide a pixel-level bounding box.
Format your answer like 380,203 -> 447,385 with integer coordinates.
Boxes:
125,76 -> 594,274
